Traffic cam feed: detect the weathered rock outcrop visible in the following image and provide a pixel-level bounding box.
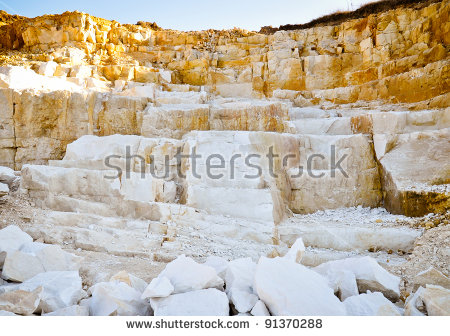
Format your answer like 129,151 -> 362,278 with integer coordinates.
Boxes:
1,2 -> 448,103
0,0 -> 449,319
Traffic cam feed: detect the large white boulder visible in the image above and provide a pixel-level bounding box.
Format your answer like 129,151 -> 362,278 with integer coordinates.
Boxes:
0,225 -> 33,254
0,287 -> 42,315
254,257 -> 346,316
0,226 -> 33,267
1,251 -> 45,282
157,255 -> 224,294
314,257 -> 400,301
344,292 -> 401,316
150,288 -> 229,316
2,242 -> 81,282
0,271 -> 84,313
88,281 -> 150,316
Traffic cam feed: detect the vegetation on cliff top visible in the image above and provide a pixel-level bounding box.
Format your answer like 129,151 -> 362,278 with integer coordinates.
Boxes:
260,0 -> 444,33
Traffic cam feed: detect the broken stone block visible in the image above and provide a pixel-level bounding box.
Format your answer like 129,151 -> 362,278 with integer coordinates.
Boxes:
0,271 -> 84,313
0,287 -> 42,315
88,281 -> 150,316
314,256 -> 400,301
405,285 -> 450,316
344,292 -> 401,316
412,267 -> 450,291
2,242 -> 81,282
141,276 -> 174,299
254,257 -> 346,316
157,255 -> 224,294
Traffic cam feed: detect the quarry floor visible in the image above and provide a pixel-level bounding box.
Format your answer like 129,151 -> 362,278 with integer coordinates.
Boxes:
1,192 -> 448,298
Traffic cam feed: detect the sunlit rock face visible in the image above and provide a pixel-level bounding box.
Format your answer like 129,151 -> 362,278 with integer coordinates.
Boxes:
0,2 -> 448,318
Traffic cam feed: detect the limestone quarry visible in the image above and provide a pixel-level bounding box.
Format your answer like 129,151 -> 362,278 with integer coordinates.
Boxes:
0,0 -> 449,316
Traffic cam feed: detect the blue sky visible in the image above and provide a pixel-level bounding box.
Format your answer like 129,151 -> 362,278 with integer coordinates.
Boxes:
0,0 -> 374,31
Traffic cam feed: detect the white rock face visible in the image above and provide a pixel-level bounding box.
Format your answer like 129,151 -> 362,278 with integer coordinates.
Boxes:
2,242 -> 81,282
288,134 -> 381,213
283,238 -> 305,263
141,276 -> 174,299
314,256 -> 400,301
88,281 -> 149,316
378,129 -> 450,216
0,287 -> 42,315
158,255 -> 224,294
151,288 -> 229,316
183,131 -> 296,224
43,305 -> 89,316
254,257 -> 347,316
251,300 -> 270,316
0,271 -> 84,313
344,292 -> 401,316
